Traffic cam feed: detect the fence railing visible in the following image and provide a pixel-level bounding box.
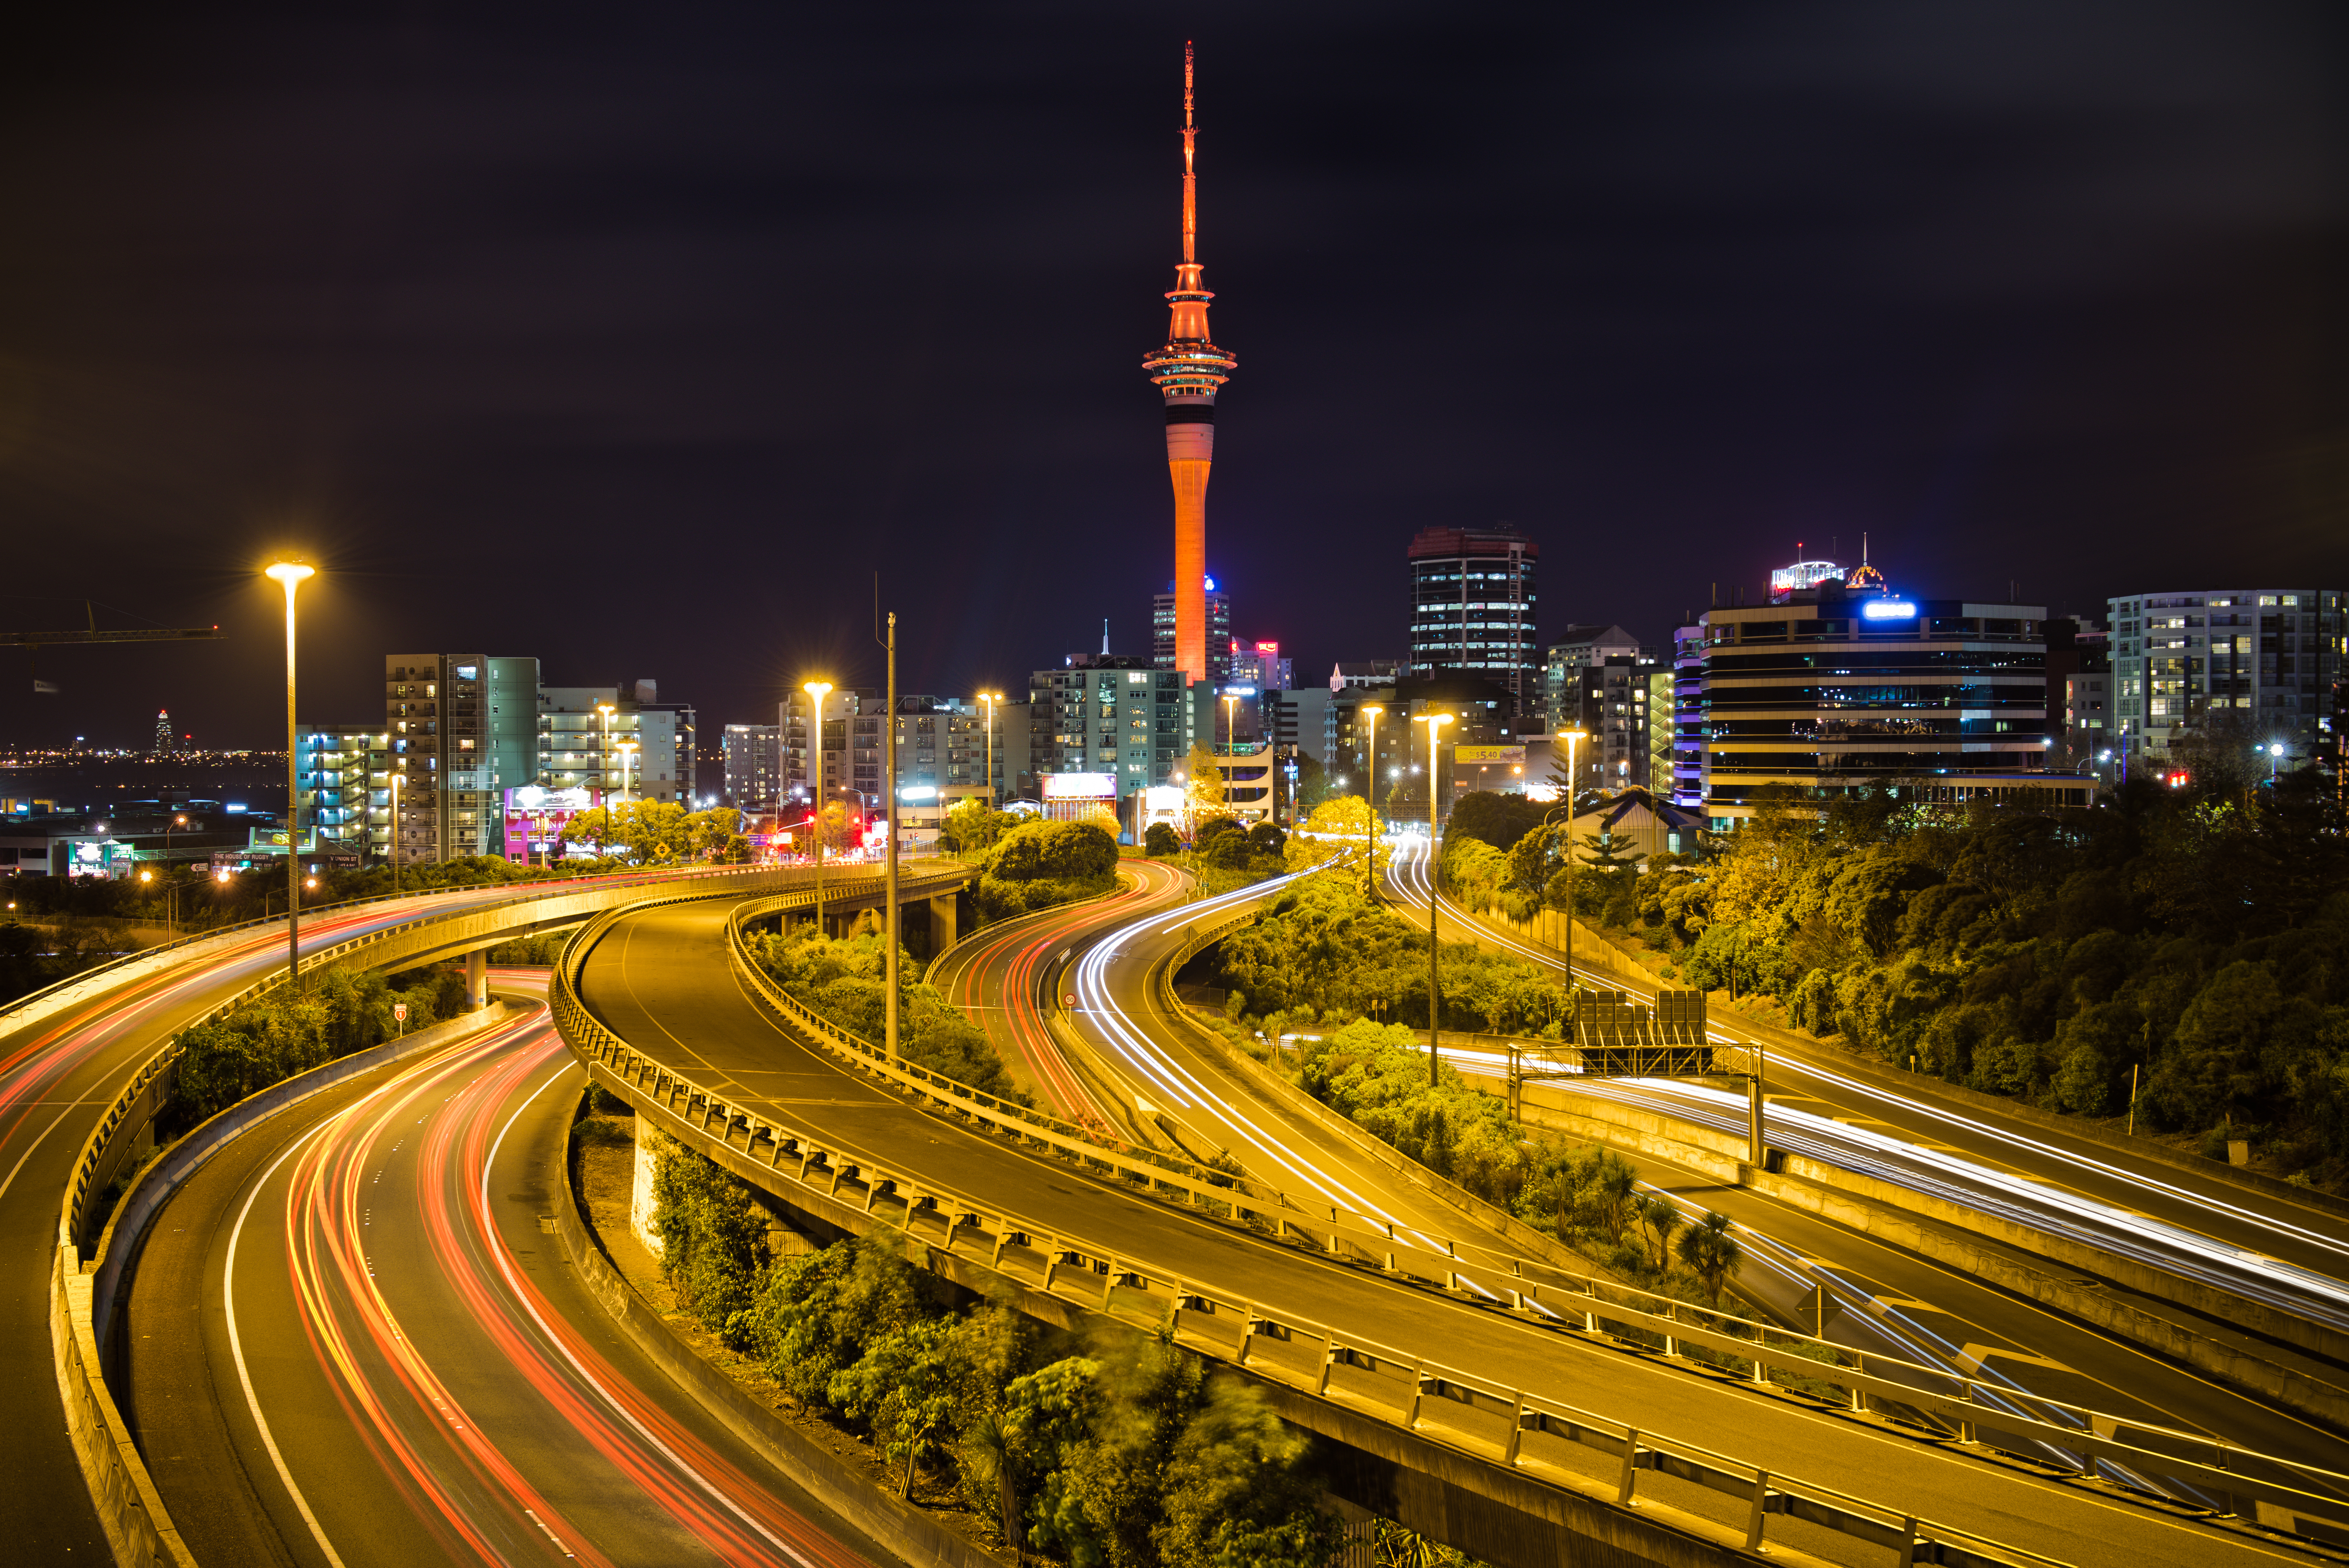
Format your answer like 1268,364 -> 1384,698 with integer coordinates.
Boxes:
554,880 -> 2349,1562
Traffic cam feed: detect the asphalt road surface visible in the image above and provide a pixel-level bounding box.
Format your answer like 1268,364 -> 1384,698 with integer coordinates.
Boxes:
125,974 -> 895,1568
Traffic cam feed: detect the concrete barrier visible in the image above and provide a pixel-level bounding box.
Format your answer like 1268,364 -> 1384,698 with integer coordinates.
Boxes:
548,1095 -> 1004,1568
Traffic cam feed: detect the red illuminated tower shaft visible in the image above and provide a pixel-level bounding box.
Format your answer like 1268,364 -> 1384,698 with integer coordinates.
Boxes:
1143,42 -> 1236,685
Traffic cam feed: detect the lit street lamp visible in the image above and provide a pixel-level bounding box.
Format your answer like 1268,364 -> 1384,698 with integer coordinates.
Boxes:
596,702 -> 617,853
265,559 -> 313,994
978,691 -> 1004,804
1358,703 -> 1384,900
1413,709 -> 1454,1087
804,680 -> 833,932
1554,727 -> 1588,988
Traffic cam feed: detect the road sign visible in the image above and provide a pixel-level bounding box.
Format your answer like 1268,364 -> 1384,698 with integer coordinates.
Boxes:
394,1003 -> 408,1022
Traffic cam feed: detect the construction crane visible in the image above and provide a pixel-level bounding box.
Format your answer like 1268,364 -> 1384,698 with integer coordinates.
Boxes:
0,602 -> 223,692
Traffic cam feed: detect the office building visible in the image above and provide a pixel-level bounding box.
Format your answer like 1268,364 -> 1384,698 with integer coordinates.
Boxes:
1152,578 -> 1233,687
1543,625 -> 1658,788
2105,589 -> 2342,769
1646,671 -> 1675,795
1031,654 -> 1187,797
1264,686 -> 1330,765
1672,554 -> 2082,826
1405,525 -> 1540,715
294,723 -> 388,857
722,723 -> 780,809
1142,45 -> 1238,686
385,654 -> 539,866
1542,625 -> 1647,731
1228,638 -> 1290,692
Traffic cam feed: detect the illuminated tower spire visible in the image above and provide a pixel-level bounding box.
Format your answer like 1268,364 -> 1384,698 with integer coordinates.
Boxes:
1143,40 -> 1236,686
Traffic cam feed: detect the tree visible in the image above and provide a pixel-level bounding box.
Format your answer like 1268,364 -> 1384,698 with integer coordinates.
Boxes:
1285,795 -> 1387,880
1446,790 -> 1551,855
1635,1192 -> 1683,1274
1674,1210 -> 1742,1307
942,797 -> 1021,853
1183,742 -> 1229,833
1144,821 -> 1181,857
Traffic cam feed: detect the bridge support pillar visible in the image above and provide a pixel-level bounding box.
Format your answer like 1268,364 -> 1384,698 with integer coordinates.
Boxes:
466,948 -> 488,1010
929,894 -> 957,954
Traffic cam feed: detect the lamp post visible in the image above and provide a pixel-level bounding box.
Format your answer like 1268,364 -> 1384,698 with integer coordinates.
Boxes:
2269,741 -> 2285,783
388,768 -> 403,895
1358,704 -> 1384,899
1221,691 -> 1239,755
1555,727 -> 1587,988
265,559 -> 313,995
877,602 -> 901,1059
804,681 -> 833,934
596,702 -> 617,856
979,691 -> 1003,805
1413,710 -> 1454,1086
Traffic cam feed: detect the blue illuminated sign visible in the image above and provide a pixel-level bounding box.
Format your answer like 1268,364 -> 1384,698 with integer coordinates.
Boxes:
1860,599 -> 1917,620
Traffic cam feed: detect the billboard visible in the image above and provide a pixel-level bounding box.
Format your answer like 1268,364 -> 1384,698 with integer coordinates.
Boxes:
503,785 -> 602,861
1041,773 -> 1117,800
1453,745 -> 1525,765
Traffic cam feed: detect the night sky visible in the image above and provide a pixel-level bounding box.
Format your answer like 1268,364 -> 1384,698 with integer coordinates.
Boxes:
0,3 -> 2343,749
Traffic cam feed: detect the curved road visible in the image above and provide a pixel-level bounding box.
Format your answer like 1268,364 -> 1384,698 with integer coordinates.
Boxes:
126,972 -> 892,1567
571,887 -> 2343,1562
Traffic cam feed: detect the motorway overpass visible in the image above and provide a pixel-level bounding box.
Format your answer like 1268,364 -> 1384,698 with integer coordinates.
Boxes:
561,876 -> 2349,1568
0,859 -> 964,1566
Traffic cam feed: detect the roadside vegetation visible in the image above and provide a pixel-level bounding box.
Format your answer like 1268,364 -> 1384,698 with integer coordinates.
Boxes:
1438,769 -> 2349,1189
961,816 -> 1122,925
162,963 -> 472,1131
1185,862 -> 1740,1305
646,1134 -> 1344,1566
746,922 -> 1026,1102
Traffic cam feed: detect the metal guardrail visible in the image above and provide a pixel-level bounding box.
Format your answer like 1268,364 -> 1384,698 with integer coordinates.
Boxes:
553,903 -> 2087,1568
724,887 -> 1291,1213
1148,893 -> 2349,1554
554,880 -> 2349,1564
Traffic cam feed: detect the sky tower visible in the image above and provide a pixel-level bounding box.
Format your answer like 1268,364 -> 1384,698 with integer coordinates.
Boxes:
1142,42 -> 1236,686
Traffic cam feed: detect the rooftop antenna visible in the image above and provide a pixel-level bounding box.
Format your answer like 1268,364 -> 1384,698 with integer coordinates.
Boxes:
1102,617 -> 1110,656
1182,40 -> 1196,266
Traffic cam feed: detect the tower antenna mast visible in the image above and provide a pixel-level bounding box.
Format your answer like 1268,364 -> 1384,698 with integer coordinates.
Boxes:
1182,40 -> 1196,266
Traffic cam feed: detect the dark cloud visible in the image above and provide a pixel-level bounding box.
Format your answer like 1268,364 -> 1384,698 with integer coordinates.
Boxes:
0,1 -> 2340,747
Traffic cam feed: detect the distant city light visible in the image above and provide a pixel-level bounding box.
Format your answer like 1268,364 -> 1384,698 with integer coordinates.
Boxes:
1860,599 -> 1918,620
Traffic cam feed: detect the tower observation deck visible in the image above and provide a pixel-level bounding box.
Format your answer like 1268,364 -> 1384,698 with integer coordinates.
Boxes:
1142,42 -> 1237,686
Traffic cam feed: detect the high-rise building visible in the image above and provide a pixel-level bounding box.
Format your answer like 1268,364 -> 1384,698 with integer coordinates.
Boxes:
2105,589 -> 2342,771
1671,557 -> 2085,827
1228,638 -> 1290,692
294,723 -> 388,855
1544,626 -> 1659,789
1030,654 -> 1187,796
722,723 -> 779,808
1151,578 -> 1233,686
1542,624 -> 1649,734
1142,45 -> 1237,687
153,710 -> 171,756
384,655 -> 539,865
1405,525 -> 1540,715
632,680 -> 698,804
1646,670 -> 1675,794
540,688 -> 686,805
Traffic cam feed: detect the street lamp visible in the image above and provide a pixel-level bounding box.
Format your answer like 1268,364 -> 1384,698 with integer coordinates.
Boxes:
2268,740 -> 2285,783
804,680 -> 833,933
596,702 -> 617,854
1358,704 -> 1384,899
1412,710 -> 1454,1087
1221,691 -> 1239,756
265,559 -> 313,995
388,768 -> 403,895
1554,727 -> 1588,988
979,691 -> 1004,804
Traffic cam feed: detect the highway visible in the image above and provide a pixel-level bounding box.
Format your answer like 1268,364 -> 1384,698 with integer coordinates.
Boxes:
0,865 -> 796,1561
1387,835 -> 2349,1333
123,972 -> 889,1568
570,889 -> 2343,1567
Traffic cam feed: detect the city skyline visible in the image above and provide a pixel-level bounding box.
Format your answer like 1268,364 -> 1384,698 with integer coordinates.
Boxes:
0,8 -> 2341,751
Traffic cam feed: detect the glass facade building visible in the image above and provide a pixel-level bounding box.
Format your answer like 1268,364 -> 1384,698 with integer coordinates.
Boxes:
1672,576 -> 2085,826
1405,526 -> 1539,716
2104,589 -> 2342,771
